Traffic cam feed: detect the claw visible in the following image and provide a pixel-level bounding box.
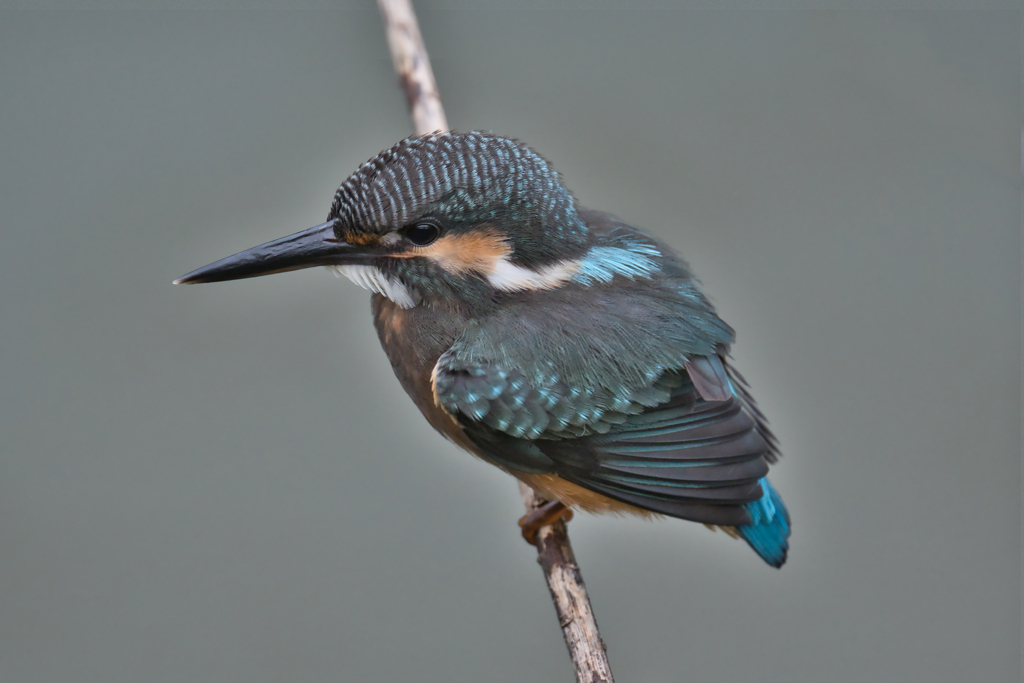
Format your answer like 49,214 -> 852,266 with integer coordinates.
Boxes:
518,500 -> 574,545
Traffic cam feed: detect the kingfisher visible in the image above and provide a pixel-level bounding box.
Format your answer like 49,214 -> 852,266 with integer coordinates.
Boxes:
175,131 -> 791,567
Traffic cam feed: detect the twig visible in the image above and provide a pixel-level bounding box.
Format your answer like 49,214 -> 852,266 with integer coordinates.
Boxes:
374,2 -> 614,681
519,483 -> 615,683
375,0 -> 448,135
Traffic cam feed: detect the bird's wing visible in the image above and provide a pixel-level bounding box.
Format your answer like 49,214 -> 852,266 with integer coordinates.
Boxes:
534,365 -> 777,525
433,290 -> 790,565
432,291 -> 773,517
432,286 -> 734,442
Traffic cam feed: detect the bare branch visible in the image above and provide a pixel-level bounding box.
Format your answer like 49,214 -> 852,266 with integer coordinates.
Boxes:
376,0 -> 449,135
520,483 -> 615,683
373,2 -> 615,681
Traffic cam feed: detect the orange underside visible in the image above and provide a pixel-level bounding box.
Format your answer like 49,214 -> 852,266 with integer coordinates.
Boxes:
517,472 -> 659,518
516,471 -> 740,538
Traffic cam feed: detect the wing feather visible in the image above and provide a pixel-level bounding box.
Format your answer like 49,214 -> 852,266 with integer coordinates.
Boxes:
431,288 -> 787,544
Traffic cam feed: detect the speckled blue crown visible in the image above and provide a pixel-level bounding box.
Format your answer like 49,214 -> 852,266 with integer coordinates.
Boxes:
330,132 -> 586,245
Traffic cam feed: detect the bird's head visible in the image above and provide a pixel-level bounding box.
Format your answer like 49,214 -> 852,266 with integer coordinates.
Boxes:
175,132 -> 592,308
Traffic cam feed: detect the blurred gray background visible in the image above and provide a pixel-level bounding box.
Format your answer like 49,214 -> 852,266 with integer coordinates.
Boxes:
0,4 -> 1018,682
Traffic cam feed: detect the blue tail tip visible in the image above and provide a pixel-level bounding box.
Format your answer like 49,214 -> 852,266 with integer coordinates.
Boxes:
737,479 -> 791,568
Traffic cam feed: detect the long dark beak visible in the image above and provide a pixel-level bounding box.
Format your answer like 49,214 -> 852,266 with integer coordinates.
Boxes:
174,221 -> 370,285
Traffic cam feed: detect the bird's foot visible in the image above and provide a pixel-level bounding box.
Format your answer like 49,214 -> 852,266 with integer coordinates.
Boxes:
518,500 -> 574,546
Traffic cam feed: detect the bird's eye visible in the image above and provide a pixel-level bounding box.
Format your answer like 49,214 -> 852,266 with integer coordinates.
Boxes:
403,221 -> 441,246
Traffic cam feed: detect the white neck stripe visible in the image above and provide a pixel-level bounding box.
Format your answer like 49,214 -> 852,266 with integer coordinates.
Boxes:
486,258 -> 580,292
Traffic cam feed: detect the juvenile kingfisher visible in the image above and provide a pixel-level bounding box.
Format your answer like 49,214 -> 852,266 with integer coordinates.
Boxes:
175,132 -> 791,567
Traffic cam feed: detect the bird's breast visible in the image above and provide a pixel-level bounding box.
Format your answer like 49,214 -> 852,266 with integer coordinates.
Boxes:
371,295 -> 475,450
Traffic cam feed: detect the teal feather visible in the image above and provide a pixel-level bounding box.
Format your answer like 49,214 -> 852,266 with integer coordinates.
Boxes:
737,479 -> 791,568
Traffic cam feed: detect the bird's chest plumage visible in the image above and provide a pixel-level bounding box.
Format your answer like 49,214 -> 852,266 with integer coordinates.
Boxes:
371,294 -> 473,447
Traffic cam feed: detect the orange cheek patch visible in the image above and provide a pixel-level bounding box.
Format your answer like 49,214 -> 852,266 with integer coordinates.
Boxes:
345,232 -> 381,246
411,230 -> 512,276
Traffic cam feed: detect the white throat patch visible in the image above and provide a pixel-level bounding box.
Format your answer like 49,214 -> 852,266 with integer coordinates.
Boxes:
331,265 -> 420,309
